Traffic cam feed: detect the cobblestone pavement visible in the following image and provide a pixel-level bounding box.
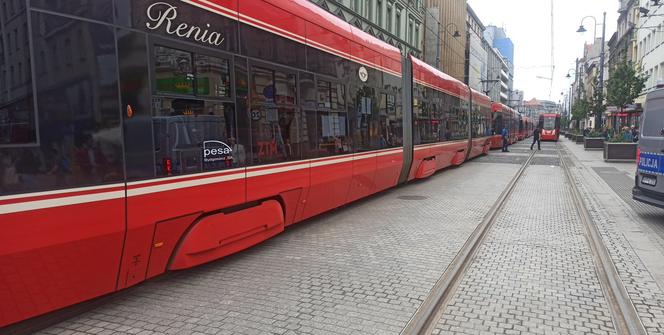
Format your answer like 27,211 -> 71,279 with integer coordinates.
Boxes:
36,161 -> 520,335
561,139 -> 664,334
433,142 -> 617,335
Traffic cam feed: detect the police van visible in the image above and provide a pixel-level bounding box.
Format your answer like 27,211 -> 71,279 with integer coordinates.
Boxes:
633,87 -> 664,208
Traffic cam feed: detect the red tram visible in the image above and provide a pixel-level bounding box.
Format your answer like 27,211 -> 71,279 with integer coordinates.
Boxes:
489,103 -> 519,149
1,0 -> 495,327
539,113 -> 562,141
524,116 -> 534,138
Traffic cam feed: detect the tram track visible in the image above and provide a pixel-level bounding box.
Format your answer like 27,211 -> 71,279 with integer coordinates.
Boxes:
400,150 -> 537,335
559,146 -> 647,335
402,144 -> 648,335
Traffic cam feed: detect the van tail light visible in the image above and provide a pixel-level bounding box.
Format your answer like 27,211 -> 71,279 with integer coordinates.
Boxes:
636,147 -> 641,166
163,158 -> 173,175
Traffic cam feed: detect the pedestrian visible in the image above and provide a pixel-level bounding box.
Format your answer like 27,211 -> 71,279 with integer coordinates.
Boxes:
631,125 -> 639,142
501,126 -> 509,152
623,127 -> 634,142
530,126 -> 541,150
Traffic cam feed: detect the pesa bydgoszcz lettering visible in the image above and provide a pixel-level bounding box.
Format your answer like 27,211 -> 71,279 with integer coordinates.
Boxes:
146,2 -> 225,47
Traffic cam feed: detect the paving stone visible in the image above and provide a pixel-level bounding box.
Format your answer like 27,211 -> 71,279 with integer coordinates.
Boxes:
433,143 -> 616,334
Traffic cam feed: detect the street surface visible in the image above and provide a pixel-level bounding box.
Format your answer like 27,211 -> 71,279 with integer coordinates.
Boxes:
30,139 -> 664,335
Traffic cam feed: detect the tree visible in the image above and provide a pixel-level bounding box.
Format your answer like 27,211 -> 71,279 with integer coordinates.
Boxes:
570,81 -> 588,130
572,99 -> 589,128
606,60 -> 648,114
588,81 -> 606,130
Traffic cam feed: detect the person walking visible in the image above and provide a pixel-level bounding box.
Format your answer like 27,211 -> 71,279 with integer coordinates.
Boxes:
501,126 -> 509,152
530,126 -> 541,150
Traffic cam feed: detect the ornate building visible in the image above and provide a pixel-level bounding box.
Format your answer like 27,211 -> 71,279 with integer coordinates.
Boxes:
309,0 -> 424,58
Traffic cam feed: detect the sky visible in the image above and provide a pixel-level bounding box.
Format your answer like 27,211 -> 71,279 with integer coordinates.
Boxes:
467,0 -> 619,103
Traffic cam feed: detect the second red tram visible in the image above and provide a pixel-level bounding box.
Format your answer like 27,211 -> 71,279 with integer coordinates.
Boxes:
489,103 -> 519,149
539,113 -> 562,141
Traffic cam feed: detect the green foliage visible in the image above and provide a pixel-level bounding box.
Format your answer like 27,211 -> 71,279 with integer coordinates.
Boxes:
606,61 -> 648,110
586,130 -> 603,138
571,99 -> 589,123
608,136 -> 632,143
588,81 -> 606,116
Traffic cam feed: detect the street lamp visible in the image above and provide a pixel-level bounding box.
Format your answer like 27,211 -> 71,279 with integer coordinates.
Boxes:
436,22 -> 461,69
577,12 -> 606,130
565,69 -> 576,79
480,75 -> 501,98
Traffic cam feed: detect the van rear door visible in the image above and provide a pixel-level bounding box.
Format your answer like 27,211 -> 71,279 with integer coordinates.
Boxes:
637,89 -> 664,198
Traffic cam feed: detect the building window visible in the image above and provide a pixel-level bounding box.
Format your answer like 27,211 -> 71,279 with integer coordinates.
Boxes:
365,0 -> 373,22
353,0 -> 360,12
415,23 -> 420,49
408,19 -> 414,45
377,0 -> 383,27
395,6 -> 402,37
386,3 -> 393,32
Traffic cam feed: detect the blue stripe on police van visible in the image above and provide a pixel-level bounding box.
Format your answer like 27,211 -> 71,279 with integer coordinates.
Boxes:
639,152 -> 664,175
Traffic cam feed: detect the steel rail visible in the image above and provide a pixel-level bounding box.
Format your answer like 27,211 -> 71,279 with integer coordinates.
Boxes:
400,150 -> 537,335
559,146 -> 647,335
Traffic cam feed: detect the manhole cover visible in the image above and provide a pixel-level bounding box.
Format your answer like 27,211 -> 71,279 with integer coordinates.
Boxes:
397,195 -> 428,200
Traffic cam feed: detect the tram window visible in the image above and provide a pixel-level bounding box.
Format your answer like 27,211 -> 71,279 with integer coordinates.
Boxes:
0,4 -> 35,147
155,46 -> 194,95
234,56 -> 252,165
378,94 -> 400,148
195,54 -> 231,98
441,95 -> 467,141
32,0 -> 113,23
414,87 -> 438,144
299,72 -> 317,158
306,47 -> 346,78
0,13 -> 123,195
241,24 -> 305,69
350,85 -> 379,152
152,98 -> 241,175
313,80 -> 349,157
492,112 -> 503,135
412,85 -> 424,145
250,65 -> 301,164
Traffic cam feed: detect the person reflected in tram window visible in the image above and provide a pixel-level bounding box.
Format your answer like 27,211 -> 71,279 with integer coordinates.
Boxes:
444,125 -> 452,141
531,126 -> 541,151
228,137 -> 246,167
47,142 -> 71,187
0,152 -> 19,193
73,134 -> 97,182
501,126 -> 509,152
379,133 -> 388,148
15,148 -> 40,188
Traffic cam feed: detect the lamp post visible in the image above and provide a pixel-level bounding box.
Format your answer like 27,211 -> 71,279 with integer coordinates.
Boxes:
436,22 -> 461,70
565,69 -> 577,120
577,12 -> 606,130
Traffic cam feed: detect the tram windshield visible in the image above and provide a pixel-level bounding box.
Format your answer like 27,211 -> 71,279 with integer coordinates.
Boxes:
543,117 -> 556,130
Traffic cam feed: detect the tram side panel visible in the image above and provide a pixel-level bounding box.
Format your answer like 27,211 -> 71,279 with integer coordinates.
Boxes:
0,7 -> 129,326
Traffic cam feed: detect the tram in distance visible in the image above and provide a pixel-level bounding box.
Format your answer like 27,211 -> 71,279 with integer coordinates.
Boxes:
488,103 -> 520,149
0,0 -> 525,327
539,113 -> 562,141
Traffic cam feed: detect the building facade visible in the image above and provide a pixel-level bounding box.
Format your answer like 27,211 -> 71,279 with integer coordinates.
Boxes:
635,0 -> 664,102
309,0 -> 424,57
465,4 -> 486,91
423,0 -> 467,81
608,0 -> 639,69
522,98 -> 560,119
484,26 -> 514,104
483,40 -> 503,102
